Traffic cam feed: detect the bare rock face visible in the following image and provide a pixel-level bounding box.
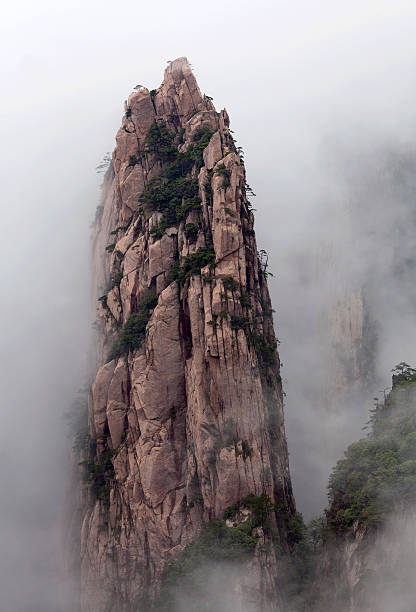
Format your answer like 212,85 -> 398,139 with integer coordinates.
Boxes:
76,57 -> 295,611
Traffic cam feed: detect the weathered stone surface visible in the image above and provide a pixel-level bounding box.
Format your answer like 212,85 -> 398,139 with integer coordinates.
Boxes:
74,57 -> 296,612
91,361 -> 116,437
203,130 -> 223,169
148,234 -> 176,283
106,360 -> 129,447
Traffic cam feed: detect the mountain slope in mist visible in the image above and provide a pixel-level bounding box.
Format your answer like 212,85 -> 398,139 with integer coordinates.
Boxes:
285,364 -> 416,612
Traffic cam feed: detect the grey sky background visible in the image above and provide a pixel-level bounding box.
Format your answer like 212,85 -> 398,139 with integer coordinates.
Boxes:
1,1 -> 416,608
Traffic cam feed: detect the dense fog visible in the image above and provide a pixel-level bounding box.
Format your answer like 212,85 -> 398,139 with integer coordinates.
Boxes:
1,0 -> 416,608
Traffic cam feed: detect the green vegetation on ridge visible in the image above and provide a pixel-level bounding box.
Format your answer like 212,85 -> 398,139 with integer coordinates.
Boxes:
275,363 -> 416,611
327,362 -> 416,531
138,122 -> 214,234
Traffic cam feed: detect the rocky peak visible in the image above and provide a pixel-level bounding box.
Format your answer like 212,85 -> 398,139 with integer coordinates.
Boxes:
74,58 -> 296,612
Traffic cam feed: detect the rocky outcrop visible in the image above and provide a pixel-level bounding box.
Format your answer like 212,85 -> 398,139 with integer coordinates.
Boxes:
75,57 -> 295,611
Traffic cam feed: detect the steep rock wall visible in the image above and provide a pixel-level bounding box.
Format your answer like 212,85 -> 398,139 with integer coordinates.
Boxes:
78,57 -> 295,611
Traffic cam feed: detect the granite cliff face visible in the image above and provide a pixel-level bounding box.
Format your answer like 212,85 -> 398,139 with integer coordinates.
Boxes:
75,57 -> 295,611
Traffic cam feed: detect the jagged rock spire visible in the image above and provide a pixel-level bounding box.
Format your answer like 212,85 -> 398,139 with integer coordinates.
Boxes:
73,58 -> 295,612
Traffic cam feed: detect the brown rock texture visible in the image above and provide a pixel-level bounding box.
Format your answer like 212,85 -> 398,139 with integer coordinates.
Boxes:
75,57 -> 295,611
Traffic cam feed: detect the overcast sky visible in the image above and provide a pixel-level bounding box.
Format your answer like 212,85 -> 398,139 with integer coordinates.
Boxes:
1,1 -> 416,608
